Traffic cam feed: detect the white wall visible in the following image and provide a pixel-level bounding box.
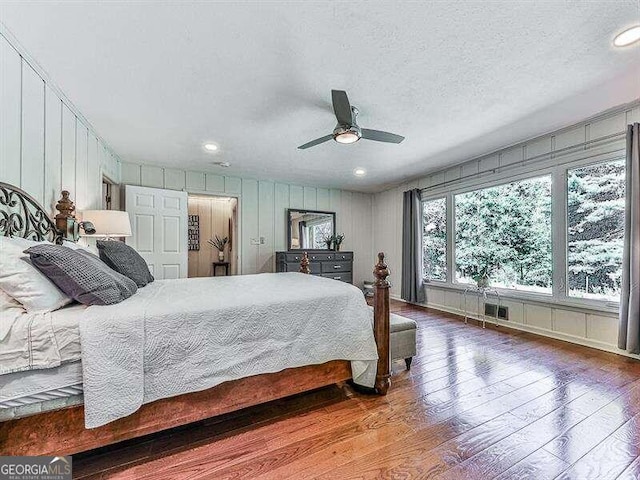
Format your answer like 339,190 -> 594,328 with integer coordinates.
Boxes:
374,100 -> 640,355
0,31 -> 121,214
120,162 -> 375,286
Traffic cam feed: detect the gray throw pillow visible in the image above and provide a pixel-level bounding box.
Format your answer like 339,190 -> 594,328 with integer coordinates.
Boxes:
96,240 -> 154,287
25,244 -> 137,306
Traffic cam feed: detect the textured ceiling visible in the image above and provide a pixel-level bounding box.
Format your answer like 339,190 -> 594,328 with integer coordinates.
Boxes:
1,1 -> 638,192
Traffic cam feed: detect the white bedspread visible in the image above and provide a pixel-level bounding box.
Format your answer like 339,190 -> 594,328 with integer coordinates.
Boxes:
80,273 -> 378,428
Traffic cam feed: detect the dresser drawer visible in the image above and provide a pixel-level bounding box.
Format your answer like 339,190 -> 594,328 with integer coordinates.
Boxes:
285,262 -> 321,274
307,253 -> 334,261
284,253 -> 304,262
322,272 -> 353,283
333,252 -> 353,261
321,261 -> 351,273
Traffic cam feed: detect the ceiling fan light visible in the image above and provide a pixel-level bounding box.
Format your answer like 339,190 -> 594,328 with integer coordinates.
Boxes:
614,25 -> 640,47
335,132 -> 360,144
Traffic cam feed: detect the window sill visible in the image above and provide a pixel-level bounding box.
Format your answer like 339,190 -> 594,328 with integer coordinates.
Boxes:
422,280 -> 619,316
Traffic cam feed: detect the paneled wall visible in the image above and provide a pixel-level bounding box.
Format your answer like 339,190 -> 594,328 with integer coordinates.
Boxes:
121,163 -> 375,285
0,32 -> 121,214
374,100 -> 640,356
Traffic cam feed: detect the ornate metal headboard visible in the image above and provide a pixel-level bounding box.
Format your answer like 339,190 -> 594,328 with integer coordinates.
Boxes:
0,182 -> 75,244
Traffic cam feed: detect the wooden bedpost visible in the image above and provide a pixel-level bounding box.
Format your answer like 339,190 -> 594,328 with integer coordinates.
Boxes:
373,252 -> 391,395
299,252 -> 311,274
54,190 -> 76,242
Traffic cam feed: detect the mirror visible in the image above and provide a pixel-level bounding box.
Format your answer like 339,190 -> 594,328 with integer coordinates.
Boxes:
287,209 -> 336,250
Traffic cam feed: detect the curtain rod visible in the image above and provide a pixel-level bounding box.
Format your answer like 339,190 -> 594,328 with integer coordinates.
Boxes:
420,130 -> 627,193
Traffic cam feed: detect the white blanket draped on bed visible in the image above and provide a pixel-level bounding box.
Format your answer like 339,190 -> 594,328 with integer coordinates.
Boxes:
79,273 -> 378,428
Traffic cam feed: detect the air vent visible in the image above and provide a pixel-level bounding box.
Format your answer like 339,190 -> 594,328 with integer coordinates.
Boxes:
485,303 -> 509,320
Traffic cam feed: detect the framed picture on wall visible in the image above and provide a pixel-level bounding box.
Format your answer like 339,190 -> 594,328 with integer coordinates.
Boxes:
188,215 -> 200,251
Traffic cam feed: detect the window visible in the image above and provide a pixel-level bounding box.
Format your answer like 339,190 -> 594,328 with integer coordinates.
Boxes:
567,160 -> 625,301
455,176 -> 552,293
418,152 -> 627,306
309,221 -> 332,249
422,198 -> 447,281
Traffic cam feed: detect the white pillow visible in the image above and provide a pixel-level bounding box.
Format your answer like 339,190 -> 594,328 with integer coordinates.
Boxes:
0,288 -> 24,341
63,240 -> 97,255
0,236 -> 72,313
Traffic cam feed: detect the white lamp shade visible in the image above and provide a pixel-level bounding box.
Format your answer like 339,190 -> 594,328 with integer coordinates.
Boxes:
81,210 -> 132,237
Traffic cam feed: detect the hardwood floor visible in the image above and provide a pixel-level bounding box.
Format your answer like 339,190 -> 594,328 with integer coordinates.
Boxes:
73,300 -> 640,479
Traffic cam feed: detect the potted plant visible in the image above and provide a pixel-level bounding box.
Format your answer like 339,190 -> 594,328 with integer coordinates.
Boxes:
323,235 -> 333,250
208,235 -> 229,262
333,233 -> 345,252
472,268 -> 491,289
468,263 -> 498,289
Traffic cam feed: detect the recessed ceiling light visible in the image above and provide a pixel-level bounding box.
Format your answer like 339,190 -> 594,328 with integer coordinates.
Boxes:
203,143 -> 219,152
614,25 -> 640,47
353,168 -> 366,177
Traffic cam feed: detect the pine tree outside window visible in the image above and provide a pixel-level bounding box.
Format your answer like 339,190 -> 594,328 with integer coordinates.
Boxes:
454,176 -> 553,293
567,159 -> 625,301
422,198 -> 447,281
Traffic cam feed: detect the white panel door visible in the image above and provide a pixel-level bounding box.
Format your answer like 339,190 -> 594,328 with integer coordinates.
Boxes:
125,185 -> 188,279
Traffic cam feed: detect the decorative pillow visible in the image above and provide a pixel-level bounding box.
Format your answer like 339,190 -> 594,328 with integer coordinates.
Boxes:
0,289 -> 24,342
74,249 -> 139,298
0,236 -> 72,313
96,240 -> 154,287
25,244 -> 138,306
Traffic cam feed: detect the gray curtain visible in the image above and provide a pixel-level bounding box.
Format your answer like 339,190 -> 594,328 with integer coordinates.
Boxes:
619,123 -> 640,353
401,188 -> 425,303
299,221 -> 307,249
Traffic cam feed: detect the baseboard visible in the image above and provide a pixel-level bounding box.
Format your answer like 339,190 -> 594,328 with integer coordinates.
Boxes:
390,294 -> 640,362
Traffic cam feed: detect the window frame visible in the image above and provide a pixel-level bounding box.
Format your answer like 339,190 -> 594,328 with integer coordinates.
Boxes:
564,157 -> 626,304
420,196 -> 448,283
451,171 -> 554,294
419,149 -> 625,312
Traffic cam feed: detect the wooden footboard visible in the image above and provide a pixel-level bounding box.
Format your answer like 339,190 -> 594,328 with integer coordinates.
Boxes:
0,248 -> 391,456
0,360 -> 352,456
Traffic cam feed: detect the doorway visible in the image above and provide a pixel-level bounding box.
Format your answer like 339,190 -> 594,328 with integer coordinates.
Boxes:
102,176 -> 120,210
188,194 -> 238,277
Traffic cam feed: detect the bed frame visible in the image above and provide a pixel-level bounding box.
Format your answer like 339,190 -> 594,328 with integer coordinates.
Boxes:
0,182 -> 391,455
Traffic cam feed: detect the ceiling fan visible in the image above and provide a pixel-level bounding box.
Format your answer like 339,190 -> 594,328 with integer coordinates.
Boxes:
298,90 -> 405,149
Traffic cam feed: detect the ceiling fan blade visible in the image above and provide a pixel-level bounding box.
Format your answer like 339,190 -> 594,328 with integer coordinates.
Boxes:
298,134 -> 333,149
331,90 -> 353,125
361,129 -> 405,144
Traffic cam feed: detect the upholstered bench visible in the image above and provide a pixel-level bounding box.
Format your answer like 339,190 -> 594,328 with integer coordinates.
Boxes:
390,313 -> 417,370
368,307 -> 417,370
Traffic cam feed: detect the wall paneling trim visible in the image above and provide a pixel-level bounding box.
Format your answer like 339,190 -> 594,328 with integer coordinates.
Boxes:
120,163 -> 374,285
0,31 -> 121,214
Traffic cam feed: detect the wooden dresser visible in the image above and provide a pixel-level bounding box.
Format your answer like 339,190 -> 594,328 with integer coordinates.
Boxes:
275,251 -> 354,284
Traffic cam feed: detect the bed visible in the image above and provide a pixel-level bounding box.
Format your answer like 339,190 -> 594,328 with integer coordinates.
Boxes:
0,182 -> 391,455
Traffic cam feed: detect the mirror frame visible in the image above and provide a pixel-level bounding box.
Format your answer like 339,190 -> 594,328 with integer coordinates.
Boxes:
286,208 -> 336,251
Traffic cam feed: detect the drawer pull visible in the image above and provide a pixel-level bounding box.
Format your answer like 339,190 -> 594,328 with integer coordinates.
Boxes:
333,265 -> 340,269
333,276 -> 341,280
